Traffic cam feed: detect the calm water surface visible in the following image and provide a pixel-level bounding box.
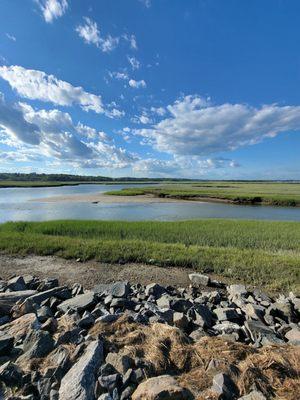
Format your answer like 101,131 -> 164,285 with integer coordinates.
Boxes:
1,184 -> 300,222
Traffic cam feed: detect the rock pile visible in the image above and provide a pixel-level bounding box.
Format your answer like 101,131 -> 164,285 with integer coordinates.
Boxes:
0,273 -> 299,399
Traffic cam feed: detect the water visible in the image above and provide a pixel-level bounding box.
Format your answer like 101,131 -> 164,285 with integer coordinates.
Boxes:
1,184 -> 300,222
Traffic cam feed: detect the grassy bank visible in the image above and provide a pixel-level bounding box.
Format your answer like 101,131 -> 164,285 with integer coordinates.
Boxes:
106,181 -> 300,207
0,219 -> 299,293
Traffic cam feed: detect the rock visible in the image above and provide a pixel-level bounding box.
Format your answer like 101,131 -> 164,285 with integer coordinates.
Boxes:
269,300 -> 294,323
132,375 -> 193,400
0,361 -> 23,387
110,282 -> 130,298
191,304 -> 213,328
0,334 -> 14,356
58,292 -> 95,313
98,373 -> 121,392
59,340 -> 104,400
18,330 -> 54,363
214,307 -> 240,322
37,277 -> 59,291
212,373 -> 239,399
238,390 -> 266,399
173,312 -> 189,330
120,385 -> 135,400
105,352 -> 134,374
228,284 -> 247,297
156,295 -> 171,309
171,299 -> 193,313
189,328 -> 208,341
98,395 -> 113,400
145,283 -> 166,298
0,290 -> 37,314
93,283 -> 112,295
214,322 -> 241,335
1,313 -> 39,340
7,276 -> 26,291
285,327 -> 300,345
244,320 -> 283,345
243,304 -> 265,321
37,306 -> 53,323
28,286 -> 71,306
188,273 -> 210,287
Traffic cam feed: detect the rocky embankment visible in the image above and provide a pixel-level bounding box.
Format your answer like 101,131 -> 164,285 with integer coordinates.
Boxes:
0,273 -> 299,400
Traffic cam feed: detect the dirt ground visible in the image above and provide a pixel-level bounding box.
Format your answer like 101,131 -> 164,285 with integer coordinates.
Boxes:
0,254 -> 193,289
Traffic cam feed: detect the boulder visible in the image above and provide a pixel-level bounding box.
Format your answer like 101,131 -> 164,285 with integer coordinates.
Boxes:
105,352 -> 134,374
132,375 -> 193,400
59,340 -> 104,400
58,292 -> 95,313
285,327 -> 300,345
109,282 -> 130,298
145,283 -> 166,298
7,276 -> 26,291
1,313 -> 39,340
228,285 -> 247,297
0,290 -> 37,314
0,361 -> 23,387
238,390 -> 266,399
212,373 -> 239,399
214,307 -> 240,322
244,320 -> 283,345
188,273 -> 210,287
18,330 -> 54,364
173,312 -> 189,330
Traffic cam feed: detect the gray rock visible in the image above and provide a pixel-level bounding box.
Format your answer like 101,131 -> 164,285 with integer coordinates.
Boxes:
189,273 -> 210,287
132,375 -> 193,400
173,312 -> 189,330
98,395 -> 113,400
95,314 -> 121,323
245,320 -> 283,345
59,340 -> 104,400
228,284 -> 247,297
110,282 -> 130,298
105,352 -> 134,374
37,306 -> 53,323
156,295 -> 171,309
98,373 -> 121,392
27,286 -> 70,306
0,333 -> 14,356
214,307 -> 240,322
212,373 -> 238,399
191,304 -> 213,327
37,277 -> 59,291
58,292 -> 95,313
171,298 -> 193,313
19,330 -> 54,361
189,328 -> 208,341
285,327 -> 300,345
145,283 -> 166,298
214,322 -> 241,335
120,385 -> 135,400
0,361 -> 23,387
238,390 -> 266,400
7,276 -> 26,291
0,290 -> 37,314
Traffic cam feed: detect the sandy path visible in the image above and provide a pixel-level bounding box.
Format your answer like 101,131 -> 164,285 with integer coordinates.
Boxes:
0,254 -> 193,289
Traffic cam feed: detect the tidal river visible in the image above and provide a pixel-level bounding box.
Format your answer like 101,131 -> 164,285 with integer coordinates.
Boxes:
1,184 -> 300,222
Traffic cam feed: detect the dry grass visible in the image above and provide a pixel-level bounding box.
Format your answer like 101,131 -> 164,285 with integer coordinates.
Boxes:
90,315 -> 300,399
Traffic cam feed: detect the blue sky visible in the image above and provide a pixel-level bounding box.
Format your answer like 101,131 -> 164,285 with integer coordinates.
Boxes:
0,0 -> 300,178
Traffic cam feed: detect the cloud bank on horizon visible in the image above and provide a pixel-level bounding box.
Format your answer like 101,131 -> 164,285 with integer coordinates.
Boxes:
0,0 -> 300,179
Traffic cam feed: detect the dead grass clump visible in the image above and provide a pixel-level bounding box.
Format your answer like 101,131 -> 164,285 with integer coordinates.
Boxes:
88,316 -> 300,399
237,345 -> 300,399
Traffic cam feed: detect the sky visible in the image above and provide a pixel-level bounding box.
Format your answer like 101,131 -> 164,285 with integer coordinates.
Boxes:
0,0 -> 300,179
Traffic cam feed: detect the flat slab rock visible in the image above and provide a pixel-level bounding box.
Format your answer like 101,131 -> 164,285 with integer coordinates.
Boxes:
59,339 -> 103,400
0,290 -> 37,314
57,292 -> 95,313
132,375 -> 193,400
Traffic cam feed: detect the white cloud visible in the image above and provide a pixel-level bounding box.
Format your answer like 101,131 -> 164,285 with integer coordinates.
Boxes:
151,106 -> 166,116
0,94 -> 41,145
0,97 -> 135,169
135,95 -> 300,156
129,79 -> 146,89
0,65 -> 106,114
127,56 -> 140,70
35,0 -> 68,23
123,34 -> 138,50
133,156 -> 238,177
5,33 -> 16,42
76,17 -> 119,53
139,0 -> 151,8
109,71 -> 129,81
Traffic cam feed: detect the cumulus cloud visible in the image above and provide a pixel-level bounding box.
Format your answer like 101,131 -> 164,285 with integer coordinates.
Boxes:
127,56 -> 140,70
135,95 -> 300,156
0,65 -> 123,116
138,0 -> 151,8
109,71 -> 129,81
76,17 -> 119,53
0,94 -> 41,145
129,79 -> 146,89
0,95 -> 134,169
35,0 -> 68,23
